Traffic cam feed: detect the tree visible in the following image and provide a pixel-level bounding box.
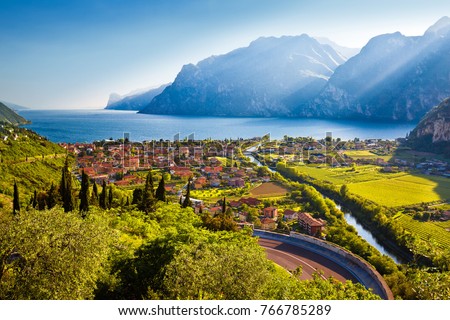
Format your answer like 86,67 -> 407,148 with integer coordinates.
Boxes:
155,176 -> 166,202
0,208 -> 113,299
221,196 -> 227,214
32,190 -> 37,209
132,188 -> 143,205
36,191 -> 47,210
13,181 -> 20,215
79,170 -> 90,214
108,185 -> 113,209
47,183 -> 57,209
99,180 -> 107,209
340,184 -> 349,197
139,171 -> 155,213
182,178 -> 192,208
91,181 -> 99,205
59,156 -> 74,212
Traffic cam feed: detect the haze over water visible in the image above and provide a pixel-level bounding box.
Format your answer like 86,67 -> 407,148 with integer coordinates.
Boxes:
20,109 -> 416,143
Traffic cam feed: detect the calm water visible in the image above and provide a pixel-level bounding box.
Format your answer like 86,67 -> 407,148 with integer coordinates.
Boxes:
19,109 -> 417,143
344,213 -> 403,264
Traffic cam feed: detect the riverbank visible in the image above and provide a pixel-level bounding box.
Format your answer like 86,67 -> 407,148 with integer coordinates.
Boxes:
247,147 -> 408,264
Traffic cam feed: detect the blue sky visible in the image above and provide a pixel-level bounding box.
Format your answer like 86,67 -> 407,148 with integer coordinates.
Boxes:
0,0 -> 449,109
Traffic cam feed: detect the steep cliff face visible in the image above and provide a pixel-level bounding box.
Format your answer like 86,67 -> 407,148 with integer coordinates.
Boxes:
408,97 -> 450,155
410,97 -> 450,143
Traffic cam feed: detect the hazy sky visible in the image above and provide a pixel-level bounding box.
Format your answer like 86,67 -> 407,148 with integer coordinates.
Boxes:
1,0 -> 449,109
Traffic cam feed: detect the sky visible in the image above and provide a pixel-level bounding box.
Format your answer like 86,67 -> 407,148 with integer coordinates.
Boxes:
0,0 -> 449,109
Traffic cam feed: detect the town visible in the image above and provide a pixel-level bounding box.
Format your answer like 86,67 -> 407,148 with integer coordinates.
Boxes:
61,135 -> 449,236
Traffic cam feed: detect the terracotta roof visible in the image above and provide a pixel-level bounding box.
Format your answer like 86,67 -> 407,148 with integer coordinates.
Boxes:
298,212 -> 325,227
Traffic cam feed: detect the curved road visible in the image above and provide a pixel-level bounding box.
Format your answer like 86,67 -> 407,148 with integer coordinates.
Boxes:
259,238 -> 358,283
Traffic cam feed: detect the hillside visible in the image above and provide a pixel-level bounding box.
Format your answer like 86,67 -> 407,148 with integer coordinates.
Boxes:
140,34 -> 346,117
0,102 -> 29,125
0,125 -> 67,208
408,97 -> 450,155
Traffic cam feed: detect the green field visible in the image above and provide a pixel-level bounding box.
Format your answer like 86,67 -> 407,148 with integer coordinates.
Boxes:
347,176 -> 450,207
394,214 -> 450,249
344,150 -> 392,161
293,165 -> 406,185
293,165 -> 450,207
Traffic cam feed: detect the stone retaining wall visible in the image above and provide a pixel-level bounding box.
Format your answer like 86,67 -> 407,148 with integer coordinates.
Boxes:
255,230 -> 393,300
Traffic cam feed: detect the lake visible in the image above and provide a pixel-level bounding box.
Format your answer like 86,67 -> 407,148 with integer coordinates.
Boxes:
19,109 -> 417,143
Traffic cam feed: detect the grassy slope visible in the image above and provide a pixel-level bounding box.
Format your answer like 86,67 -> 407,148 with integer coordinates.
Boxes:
0,126 -> 67,207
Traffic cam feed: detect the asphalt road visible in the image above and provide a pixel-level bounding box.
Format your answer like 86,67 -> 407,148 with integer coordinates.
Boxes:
259,238 -> 358,283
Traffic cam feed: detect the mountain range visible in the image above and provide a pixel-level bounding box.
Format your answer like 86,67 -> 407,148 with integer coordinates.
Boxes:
105,84 -> 170,111
107,17 -> 450,122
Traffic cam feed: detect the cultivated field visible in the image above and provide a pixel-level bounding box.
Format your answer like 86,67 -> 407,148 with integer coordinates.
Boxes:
250,182 -> 289,198
394,214 -> 450,249
293,165 -> 450,207
344,150 -> 392,161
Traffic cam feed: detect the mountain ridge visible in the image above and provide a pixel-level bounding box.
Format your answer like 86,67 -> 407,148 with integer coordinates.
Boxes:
121,17 -> 450,122
140,34 -> 346,117
105,84 -> 170,111
0,102 -> 29,125
300,17 -> 450,121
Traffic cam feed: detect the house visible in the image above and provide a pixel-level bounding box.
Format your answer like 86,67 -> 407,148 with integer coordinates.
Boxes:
238,212 -> 248,222
440,211 -> 450,221
239,197 -> 261,207
283,209 -> 298,221
209,206 -> 222,215
298,212 -> 326,236
228,178 -> 245,188
263,207 -> 278,219
260,217 -> 277,230
209,179 -> 221,187
229,200 -> 242,209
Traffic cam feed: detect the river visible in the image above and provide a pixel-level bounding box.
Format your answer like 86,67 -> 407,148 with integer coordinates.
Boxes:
343,213 -> 404,264
247,147 -> 404,264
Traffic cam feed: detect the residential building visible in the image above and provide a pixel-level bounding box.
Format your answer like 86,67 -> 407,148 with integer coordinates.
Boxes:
298,212 -> 326,236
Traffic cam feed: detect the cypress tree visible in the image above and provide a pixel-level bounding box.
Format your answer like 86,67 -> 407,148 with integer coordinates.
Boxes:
139,170 -> 155,213
47,182 -> 57,209
222,196 -> 226,214
155,176 -> 166,202
60,156 -> 74,212
132,188 -> 143,205
13,181 -> 20,215
79,170 -> 90,213
99,180 -> 107,209
32,190 -> 37,209
91,181 -> 99,205
182,178 -> 192,208
108,185 -> 113,209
